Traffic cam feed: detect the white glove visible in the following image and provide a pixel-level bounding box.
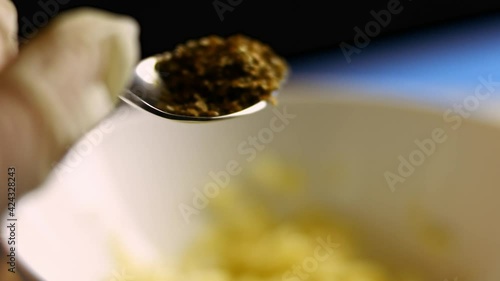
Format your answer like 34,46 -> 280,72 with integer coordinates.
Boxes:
0,2 -> 140,209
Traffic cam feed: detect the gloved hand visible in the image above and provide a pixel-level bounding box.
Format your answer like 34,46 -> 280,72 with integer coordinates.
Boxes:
0,2 -> 140,210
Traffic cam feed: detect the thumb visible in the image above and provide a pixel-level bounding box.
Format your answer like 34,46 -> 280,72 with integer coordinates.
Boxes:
0,0 -> 18,68
0,8 -> 140,201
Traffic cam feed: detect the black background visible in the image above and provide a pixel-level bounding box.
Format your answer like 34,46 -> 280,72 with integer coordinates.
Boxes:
11,0 -> 500,59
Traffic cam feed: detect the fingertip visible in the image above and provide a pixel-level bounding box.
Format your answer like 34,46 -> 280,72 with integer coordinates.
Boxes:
0,0 -> 18,67
105,16 -> 142,101
45,8 -> 141,102
116,15 -> 140,37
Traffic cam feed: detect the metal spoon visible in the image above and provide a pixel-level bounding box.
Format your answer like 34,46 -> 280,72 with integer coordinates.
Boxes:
118,56 -> 276,121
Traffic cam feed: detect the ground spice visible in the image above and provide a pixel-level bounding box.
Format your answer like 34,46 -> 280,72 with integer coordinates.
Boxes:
154,34 -> 289,117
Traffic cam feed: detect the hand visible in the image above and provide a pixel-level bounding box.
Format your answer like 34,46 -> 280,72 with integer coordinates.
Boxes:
0,4 -> 140,279
0,2 -> 140,211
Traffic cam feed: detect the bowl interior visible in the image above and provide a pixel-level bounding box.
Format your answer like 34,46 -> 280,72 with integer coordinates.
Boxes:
5,83 -> 500,281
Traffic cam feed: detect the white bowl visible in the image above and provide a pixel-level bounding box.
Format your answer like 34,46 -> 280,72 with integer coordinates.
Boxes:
4,82 -> 500,280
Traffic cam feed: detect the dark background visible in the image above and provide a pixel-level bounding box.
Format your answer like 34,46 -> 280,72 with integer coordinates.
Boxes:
11,0 -> 500,59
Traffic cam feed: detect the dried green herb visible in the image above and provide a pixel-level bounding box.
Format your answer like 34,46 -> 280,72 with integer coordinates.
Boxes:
154,34 -> 289,117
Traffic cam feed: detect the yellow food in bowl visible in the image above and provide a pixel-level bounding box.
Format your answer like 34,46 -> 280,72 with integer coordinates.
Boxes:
111,155 -> 424,281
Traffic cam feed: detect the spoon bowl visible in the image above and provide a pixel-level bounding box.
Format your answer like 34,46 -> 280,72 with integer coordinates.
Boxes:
119,56 -> 276,121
